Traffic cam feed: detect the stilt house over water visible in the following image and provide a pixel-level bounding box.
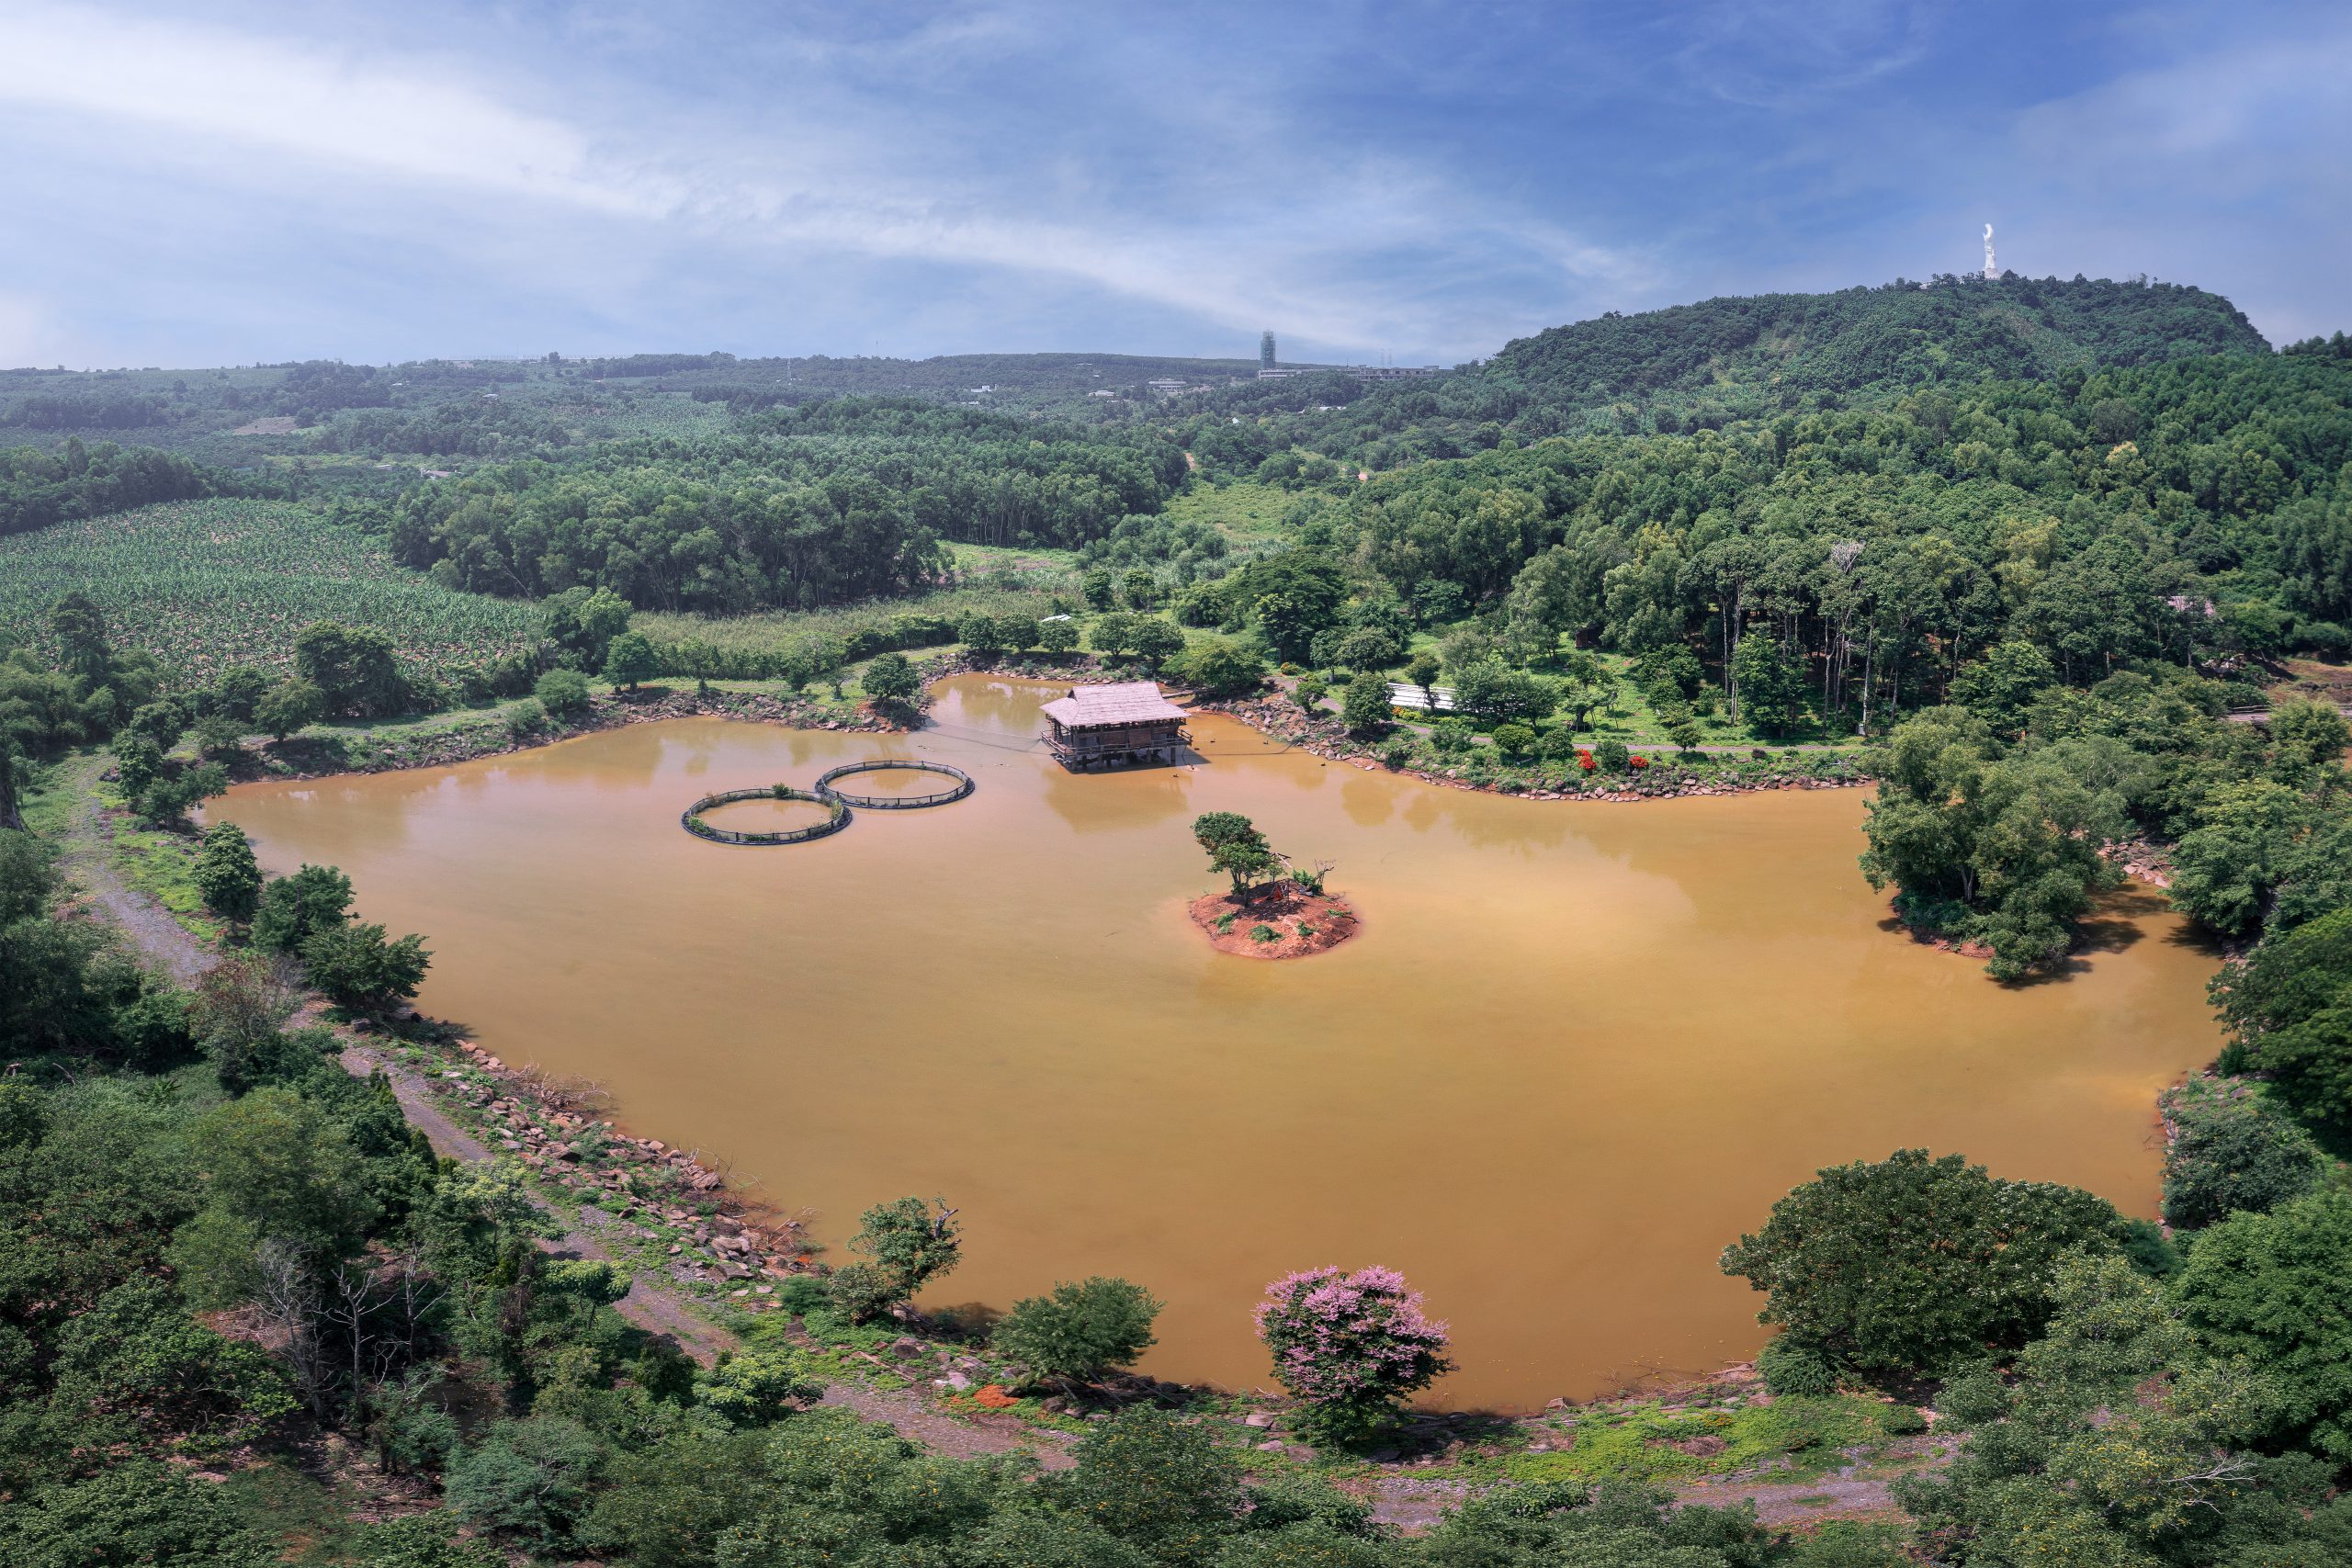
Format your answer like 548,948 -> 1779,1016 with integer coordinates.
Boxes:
1041,682 -> 1192,770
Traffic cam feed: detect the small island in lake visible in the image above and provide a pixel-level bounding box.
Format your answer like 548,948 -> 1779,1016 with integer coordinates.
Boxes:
1186,811 -> 1361,959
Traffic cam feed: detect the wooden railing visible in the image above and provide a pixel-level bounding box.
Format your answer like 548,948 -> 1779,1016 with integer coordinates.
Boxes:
814,760 -> 976,809
679,784 -> 851,845
680,761 -> 975,845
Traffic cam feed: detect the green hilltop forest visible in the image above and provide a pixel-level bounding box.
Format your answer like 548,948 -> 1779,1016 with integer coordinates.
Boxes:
7,276 -> 2352,1562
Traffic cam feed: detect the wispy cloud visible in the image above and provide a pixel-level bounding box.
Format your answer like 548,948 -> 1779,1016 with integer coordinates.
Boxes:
0,2 -> 1643,360
0,0 -> 2342,365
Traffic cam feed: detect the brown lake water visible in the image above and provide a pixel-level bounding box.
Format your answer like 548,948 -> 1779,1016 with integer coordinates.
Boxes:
214,676 -> 2222,1409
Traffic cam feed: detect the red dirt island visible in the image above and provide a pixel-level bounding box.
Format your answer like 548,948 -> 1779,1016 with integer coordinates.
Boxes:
1186,886 -> 1361,959
1185,810 -> 1360,958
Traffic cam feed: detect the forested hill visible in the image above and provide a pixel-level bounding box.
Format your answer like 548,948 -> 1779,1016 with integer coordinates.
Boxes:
1222,276 -> 2274,464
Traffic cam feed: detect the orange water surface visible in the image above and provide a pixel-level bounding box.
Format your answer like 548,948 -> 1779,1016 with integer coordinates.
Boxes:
212,676 -> 2220,1408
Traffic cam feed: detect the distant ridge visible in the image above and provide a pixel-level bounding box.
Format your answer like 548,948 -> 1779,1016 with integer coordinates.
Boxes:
1471,275 -> 2270,434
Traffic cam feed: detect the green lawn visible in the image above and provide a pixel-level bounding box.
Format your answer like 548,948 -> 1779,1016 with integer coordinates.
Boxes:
1159,479 -> 1300,545
1505,1393 -> 1906,1485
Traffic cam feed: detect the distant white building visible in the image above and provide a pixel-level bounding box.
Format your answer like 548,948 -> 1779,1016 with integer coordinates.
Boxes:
1386,681 -> 1455,712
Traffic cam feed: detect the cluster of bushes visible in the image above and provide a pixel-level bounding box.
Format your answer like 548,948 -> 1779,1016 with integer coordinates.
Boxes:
1860,649 -> 2352,978
1725,1146 -> 2352,1568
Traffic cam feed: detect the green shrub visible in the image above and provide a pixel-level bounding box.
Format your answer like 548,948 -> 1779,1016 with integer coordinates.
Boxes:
192,821 -> 261,922
1594,739 -> 1632,773
1493,721 -> 1536,757
694,1348 -> 822,1427
445,1416 -> 605,1553
1758,1335 -> 1839,1395
1721,1148 -> 2131,1377
992,1276 -> 1162,1387
1880,1404 -> 1928,1435
0,1461 -> 277,1568
1250,923 -> 1280,943
824,1261 -> 904,1325
2162,1077 -> 2326,1229
1787,1521 -> 1913,1568
504,697 -> 548,738
299,921 -> 430,1010
775,1274 -> 831,1314
533,668 -> 591,716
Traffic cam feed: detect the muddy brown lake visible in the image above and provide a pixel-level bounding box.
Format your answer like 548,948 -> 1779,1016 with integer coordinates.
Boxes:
213,675 -> 2222,1409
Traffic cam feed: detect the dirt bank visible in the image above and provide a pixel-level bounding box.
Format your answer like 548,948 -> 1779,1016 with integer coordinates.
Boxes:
1188,886 -> 1360,959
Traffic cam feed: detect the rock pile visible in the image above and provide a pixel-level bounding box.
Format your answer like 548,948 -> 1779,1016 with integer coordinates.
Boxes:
443,1039 -> 812,1288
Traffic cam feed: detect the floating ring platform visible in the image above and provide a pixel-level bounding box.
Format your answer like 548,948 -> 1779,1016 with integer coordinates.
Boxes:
813,759 -> 975,810
680,784 -> 852,846
679,760 -> 974,845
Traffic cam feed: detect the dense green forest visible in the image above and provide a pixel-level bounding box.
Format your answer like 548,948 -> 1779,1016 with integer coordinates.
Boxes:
1187,275 -> 2268,467
378,400 -> 1188,612
6,274 -> 2352,1562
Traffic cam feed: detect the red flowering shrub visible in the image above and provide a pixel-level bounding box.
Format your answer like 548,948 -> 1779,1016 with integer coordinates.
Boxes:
1577,750 -> 1596,771
1254,1266 -> 1453,1440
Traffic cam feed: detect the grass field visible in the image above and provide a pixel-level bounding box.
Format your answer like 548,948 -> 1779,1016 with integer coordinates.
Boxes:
635,584 -> 1073,662
1159,479 -> 1302,544
0,499 -> 543,682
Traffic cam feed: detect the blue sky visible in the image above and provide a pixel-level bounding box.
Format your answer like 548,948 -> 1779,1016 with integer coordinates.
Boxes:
0,1 -> 2345,368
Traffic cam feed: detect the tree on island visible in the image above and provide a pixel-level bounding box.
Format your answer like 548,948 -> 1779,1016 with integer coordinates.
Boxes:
1193,812 -> 1282,905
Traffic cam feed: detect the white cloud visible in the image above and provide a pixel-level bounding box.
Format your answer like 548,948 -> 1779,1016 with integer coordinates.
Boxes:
0,3 -> 1642,359
0,290 -> 84,366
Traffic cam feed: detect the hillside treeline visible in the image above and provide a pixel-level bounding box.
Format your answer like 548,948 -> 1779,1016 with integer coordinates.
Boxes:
0,438 -> 219,536
1192,275 -> 2269,465
381,400 -> 1188,613
1239,353 -> 2352,705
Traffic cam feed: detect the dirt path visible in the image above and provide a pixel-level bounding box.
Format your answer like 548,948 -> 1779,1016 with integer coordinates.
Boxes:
1678,1469 -> 1906,1527
341,1043 -> 492,1163
64,779 -> 216,987
819,1381 -> 1080,1467
1365,1453 -> 1920,1532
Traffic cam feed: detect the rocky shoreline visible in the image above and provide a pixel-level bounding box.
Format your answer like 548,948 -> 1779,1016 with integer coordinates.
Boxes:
226,684 -> 899,786
1202,694 -> 1870,801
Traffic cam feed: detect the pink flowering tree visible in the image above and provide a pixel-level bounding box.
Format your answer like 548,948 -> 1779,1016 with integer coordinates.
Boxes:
1254,1266 -> 1453,1440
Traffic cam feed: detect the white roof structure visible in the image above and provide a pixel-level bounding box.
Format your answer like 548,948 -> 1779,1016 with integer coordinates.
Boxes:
1040,682 -> 1191,728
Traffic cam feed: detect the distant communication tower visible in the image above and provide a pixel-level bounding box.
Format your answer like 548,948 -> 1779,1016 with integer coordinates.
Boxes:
1983,224 -> 1997,280
1260,331 -> 1276,369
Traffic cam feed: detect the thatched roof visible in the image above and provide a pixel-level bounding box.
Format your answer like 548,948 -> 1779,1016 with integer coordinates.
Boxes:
1041,682 -> 1190,728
